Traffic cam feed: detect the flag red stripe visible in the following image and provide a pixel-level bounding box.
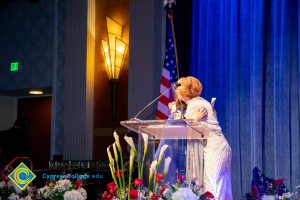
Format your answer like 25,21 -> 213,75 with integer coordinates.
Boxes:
156,110 -> 168,119
159,95 -> 169,105
161,76 -> 171,88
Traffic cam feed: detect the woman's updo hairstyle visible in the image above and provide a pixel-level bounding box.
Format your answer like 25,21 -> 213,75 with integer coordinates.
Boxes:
177,76 -> 202,98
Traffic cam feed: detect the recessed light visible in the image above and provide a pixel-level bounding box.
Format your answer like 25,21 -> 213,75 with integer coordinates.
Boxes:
29,90 -> 43,95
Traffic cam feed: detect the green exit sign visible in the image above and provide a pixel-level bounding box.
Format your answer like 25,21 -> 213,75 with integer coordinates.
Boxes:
10,62 -> 20,72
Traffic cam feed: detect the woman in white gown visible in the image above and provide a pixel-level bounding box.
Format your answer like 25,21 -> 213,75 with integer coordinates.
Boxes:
176,76 -> 232,200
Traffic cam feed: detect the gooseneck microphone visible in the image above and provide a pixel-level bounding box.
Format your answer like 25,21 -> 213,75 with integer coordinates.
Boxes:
172,83 -> 185,119
173,82 -> 181,87
131,82 -> 181,120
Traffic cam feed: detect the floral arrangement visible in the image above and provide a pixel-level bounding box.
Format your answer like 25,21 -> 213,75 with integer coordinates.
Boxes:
252,185 -> 300,200
245,167 -> 300,200
0,177 -> 87,200
157,175 -> 216,200
101,173 -> 215,200
102,131 -> 172,199
101,131 -> 215,200
37,179 -> 87,200
0,178 -> 34,200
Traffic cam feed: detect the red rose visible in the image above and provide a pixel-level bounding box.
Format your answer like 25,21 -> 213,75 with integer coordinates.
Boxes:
102,191 -> 113,200
102,191 -> 108,198
115,170 -> 123,178
203,191 -> 215,198
150,194 -> 161,199
274,178 -> 286,192
106,181 -> 117,193
156,173 -> 164,183
160,185 -> 168,194
160,184 -> 168,194
176,173 -> 184,183
110,187 -> 117,196
129,189 -> 138,199
134,178 -> 143,186
75,180 -> 82,188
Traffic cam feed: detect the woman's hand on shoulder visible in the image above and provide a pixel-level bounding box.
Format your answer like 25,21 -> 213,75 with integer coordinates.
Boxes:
192,107 -> 208,121
168,101 -> 177,114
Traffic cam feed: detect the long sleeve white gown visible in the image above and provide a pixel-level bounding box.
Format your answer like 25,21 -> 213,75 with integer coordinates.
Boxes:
185,97 -> 232,200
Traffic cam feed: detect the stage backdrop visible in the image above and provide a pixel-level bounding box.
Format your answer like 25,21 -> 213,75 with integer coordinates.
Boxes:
190,0 -> 299,198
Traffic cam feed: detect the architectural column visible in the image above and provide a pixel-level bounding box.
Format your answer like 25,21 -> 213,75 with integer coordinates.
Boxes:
129,0 -> 166,179
51,0 -> 66,159
63,0 -> 95,160
128,0 -> 165,120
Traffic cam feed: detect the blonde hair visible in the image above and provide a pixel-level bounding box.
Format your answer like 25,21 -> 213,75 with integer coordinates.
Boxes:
177,76 -> 202,98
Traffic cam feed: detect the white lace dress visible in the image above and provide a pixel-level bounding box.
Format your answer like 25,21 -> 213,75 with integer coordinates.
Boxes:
185,97 -> 232,200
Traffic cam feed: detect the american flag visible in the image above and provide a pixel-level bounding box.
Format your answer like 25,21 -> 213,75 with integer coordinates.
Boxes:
156,14 -> 178,119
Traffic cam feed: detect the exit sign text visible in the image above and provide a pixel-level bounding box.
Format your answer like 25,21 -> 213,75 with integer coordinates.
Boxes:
10,62 -> 19,72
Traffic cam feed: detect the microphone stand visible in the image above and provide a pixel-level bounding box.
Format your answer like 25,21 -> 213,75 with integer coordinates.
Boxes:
172,85 -> 185,120
131,85 -> 174,120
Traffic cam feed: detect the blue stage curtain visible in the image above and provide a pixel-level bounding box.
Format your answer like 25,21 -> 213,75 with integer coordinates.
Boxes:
190,0 -> 299,198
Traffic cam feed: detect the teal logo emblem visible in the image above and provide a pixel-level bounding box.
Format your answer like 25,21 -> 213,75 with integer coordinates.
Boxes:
8,162 -> 36,190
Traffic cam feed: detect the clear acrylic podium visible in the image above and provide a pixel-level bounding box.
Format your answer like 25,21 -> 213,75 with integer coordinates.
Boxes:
120,119 -> 210,185
120,119 -> 210,140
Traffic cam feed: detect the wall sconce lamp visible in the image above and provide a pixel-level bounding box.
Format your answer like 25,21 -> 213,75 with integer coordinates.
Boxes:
101,16 -> 127,132
101,16 -> 127,80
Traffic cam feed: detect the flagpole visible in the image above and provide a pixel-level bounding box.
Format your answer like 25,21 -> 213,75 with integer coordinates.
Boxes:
156,2 -> 179,120
168,11 -> 180,79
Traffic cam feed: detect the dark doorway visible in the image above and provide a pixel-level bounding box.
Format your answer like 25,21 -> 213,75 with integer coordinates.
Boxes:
17,96 -> 51,169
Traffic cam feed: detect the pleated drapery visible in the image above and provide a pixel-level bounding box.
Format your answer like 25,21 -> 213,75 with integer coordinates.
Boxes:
190,0 -> 300,198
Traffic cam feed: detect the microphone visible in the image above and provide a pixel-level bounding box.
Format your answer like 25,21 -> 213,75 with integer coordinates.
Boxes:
173,82 -> 181,87
131,82 -> 180,120
172,83 -> 185,119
